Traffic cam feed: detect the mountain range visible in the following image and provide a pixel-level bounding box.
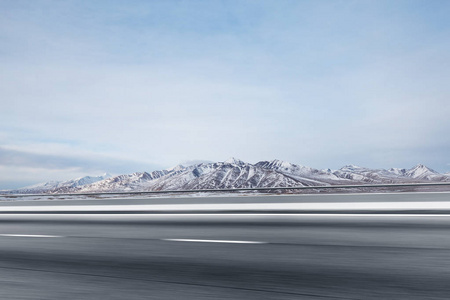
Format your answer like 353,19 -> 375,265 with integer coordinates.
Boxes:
5,158 -> 450,194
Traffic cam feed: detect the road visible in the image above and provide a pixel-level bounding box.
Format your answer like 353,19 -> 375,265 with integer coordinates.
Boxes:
1,192 -> 450,299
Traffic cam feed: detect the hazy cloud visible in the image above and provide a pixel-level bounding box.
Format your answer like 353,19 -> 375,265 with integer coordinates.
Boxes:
0,147 -> 160,173
0,146 -> 162,189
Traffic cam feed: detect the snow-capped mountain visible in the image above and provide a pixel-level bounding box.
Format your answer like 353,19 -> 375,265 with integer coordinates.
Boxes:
330,163 -> 450,183
73,159 -> 301,193
69,169 -> 180,193
6,159 -> 450,194
404,164 -> 442,180
332,165 -> 405,183
255,159 -> 344,185
145,161 -> 300,191
13,173 -> 112,194
167,164 -> 186,172
224,157 -> 246,167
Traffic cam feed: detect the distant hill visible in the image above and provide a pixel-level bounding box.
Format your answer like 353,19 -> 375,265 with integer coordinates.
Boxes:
6,159 -> 449,194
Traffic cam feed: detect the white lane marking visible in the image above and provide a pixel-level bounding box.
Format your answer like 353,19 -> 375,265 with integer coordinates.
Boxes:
162,238 -> 267,244
0,234 -> 62,238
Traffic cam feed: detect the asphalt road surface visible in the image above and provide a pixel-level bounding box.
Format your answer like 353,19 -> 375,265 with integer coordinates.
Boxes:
1,192 -> 450,299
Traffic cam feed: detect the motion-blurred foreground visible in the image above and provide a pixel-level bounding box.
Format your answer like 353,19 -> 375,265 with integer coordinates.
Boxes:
1,192 -> 450,299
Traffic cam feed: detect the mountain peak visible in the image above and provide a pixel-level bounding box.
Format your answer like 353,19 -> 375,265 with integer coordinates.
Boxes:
268,159 -> 295,169
74,173 -> 111,181
224,157 -> 246,166
340,164 -> 363,171
167,164 -> 185,172
411,163 -> 430,170
410,164 -> 436,172
406,164 -> 438,179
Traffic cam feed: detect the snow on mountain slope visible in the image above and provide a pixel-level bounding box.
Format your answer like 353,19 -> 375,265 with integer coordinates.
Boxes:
6,159 -> 449,194
71,164 -> 195,193
387,168 -> 407,176
142,160 -> 302,191
64,174 -> 112,188
331,165 -> 401,183
224,157 -> 246,166
17,181 -> 62,193
256,159 -> 314,176
167,164 -> 185,172
335,165 -> 414,183
74,170 -> 171,193
13,173 -> 112,194
65,159 -> 307,193
405,164 -> 440,180
404,164 -> 449,181
331,164 -> 450,183
180,162 -> 300,190
255,159 -> 343,185
141,163 -> 216,191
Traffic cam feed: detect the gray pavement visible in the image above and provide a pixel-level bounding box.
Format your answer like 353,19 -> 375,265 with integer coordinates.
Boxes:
1,193 -> 450,299
1,191 -> 450,206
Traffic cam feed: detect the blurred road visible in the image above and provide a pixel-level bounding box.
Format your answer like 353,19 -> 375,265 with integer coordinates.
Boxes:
1,191 -> 449,206
1,192 -> 450,299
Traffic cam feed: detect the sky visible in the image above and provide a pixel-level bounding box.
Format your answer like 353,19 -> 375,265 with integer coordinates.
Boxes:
1,0 -> 449,189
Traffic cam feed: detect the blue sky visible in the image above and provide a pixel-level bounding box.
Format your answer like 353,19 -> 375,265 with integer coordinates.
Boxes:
1,0 -> 449,188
